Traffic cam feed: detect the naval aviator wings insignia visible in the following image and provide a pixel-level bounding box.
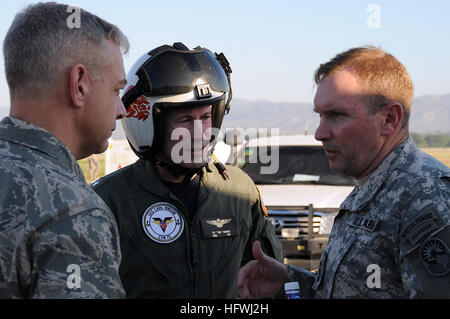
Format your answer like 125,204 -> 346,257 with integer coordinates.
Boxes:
201,217 -> 238,239
206,218 -> 232,228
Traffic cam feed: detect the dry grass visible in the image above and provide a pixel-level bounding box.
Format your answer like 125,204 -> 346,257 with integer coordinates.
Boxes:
78,153 -> 106,183
420,148 -> 450,167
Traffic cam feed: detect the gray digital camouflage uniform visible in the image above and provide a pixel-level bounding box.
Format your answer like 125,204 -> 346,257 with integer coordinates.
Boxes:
288,137 -> 450,298
0,117 -> 124,298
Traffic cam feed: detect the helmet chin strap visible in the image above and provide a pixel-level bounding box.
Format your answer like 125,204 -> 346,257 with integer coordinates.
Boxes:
156,160 -> 206,180
157,142 -> 215,179
151,143 -> 229,181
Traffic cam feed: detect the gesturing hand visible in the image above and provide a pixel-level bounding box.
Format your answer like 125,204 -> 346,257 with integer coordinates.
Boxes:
237,240 -> 288,298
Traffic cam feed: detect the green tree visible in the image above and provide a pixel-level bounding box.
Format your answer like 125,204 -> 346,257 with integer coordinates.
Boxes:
411,132 -> 428,148
425,134 -> 450,148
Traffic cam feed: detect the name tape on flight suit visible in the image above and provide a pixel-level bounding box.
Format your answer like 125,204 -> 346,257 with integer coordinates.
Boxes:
142,202 -> 184,244
201,217 -> 238,239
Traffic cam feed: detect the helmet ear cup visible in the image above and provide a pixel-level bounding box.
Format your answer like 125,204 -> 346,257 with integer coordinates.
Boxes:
147,108 -> 164,158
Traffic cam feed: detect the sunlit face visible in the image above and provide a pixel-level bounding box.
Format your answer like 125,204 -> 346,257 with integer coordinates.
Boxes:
82,40 -> 127,156
160,105 -> 212,168
313,71 -> 386,178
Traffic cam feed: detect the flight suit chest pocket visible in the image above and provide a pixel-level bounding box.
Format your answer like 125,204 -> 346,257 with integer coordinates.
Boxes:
200,217 -> 238,239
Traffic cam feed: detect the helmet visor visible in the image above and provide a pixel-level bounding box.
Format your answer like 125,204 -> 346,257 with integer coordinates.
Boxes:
139,49 -> 229,97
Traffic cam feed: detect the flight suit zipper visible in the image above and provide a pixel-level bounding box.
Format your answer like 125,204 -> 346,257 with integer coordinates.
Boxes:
190,176 -> 207,298
190,212 -> 200,298
167,172 -> 206,298
167,192 -> 196,298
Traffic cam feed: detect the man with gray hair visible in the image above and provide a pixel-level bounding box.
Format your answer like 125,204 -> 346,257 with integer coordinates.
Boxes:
0,2 -> 129,298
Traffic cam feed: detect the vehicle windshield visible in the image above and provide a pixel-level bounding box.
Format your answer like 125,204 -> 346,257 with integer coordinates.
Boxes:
238,145 -> 356,186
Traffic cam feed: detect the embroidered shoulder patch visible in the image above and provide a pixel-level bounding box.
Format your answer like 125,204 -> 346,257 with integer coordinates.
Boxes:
255,185 -> 268,217
400,210 -> 440,246
420,238 -> 450,276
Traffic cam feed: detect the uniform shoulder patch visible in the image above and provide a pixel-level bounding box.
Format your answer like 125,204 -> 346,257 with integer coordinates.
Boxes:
420,238 -> 450,276
400,209 -> 442,247
255,185 -> 268,217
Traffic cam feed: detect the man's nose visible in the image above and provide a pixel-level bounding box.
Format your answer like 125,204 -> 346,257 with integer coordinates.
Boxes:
192,119 -> 208,140
116,100 -> 127,120
314,118 -> 332,141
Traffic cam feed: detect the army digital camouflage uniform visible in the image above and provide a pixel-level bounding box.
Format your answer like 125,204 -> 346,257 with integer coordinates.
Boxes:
0,117 -> 125,298
288,137 -> 449,298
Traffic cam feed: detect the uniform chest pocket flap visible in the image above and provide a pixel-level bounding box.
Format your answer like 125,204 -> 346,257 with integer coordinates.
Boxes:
324,233 -> 358,298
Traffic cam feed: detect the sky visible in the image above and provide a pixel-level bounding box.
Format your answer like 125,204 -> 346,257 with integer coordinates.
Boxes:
0,0 -> 449,108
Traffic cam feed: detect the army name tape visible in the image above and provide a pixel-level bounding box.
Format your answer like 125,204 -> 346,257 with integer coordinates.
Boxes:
142,202 -> 184,244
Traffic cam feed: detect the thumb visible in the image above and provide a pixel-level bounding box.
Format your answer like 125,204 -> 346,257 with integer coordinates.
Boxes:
252,240 -> 270,263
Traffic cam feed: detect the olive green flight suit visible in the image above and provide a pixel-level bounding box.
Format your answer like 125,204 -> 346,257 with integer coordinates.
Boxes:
93,159 -> 283,298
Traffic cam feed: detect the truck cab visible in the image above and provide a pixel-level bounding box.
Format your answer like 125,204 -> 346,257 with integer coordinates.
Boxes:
225,134 -> 356,270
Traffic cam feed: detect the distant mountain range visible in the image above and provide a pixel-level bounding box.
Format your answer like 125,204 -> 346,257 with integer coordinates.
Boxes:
220,94 -> 450,136
1,93 -> 449,139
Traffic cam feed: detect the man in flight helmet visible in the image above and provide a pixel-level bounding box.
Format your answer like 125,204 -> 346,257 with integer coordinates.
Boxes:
93,42 -> 283,298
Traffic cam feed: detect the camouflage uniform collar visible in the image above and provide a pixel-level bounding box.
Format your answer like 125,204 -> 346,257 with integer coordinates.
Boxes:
340,137 -> 415,211
0,116 -> 83,178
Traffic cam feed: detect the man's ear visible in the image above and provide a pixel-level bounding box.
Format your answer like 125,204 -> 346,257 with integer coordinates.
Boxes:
380,101 -> 404,136
70,64 -> 89,108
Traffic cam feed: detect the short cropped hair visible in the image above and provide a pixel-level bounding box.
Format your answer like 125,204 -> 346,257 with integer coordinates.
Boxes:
3,2 -> 129,99
314,46 -> 414,124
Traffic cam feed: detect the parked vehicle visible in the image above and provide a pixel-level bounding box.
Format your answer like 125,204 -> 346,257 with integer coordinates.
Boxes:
234,134 -> 356,269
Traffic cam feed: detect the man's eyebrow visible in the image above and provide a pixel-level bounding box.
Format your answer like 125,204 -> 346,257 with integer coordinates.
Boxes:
314,103 -> 347,114
118,79 -> 127,86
